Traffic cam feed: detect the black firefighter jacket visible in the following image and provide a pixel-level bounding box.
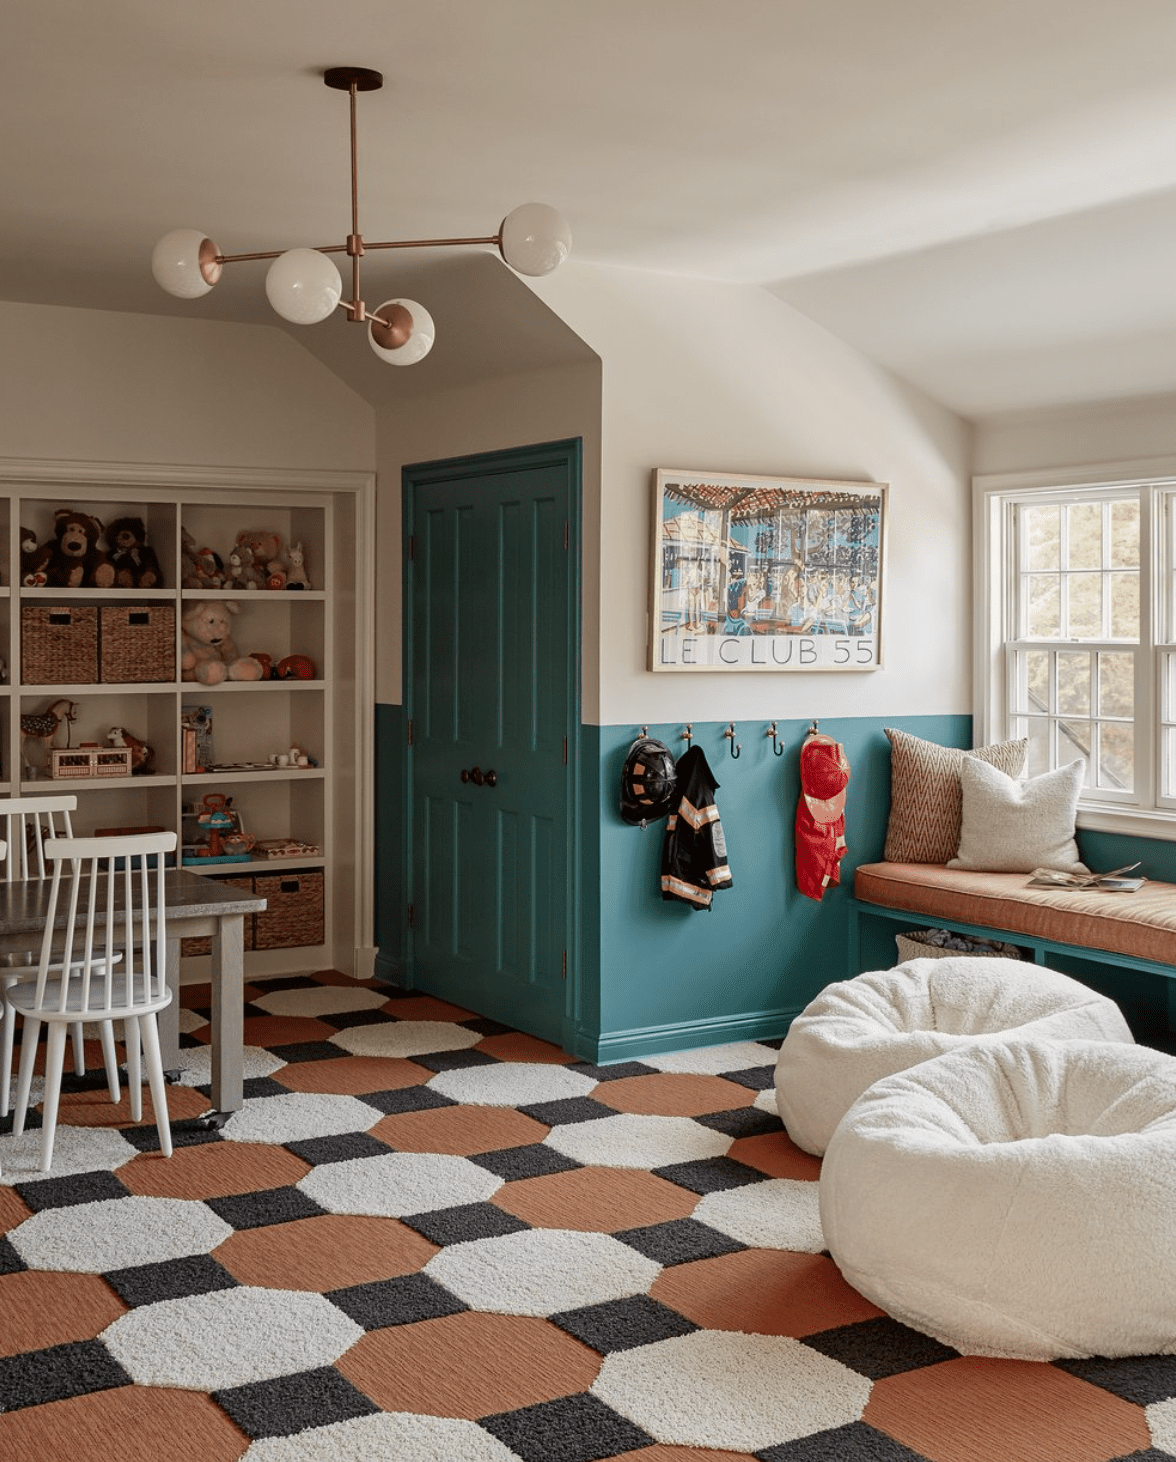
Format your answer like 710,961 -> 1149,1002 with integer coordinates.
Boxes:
660,745 -> 733,910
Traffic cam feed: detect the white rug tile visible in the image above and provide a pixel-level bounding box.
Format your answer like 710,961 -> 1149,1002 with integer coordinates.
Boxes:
299,1151 -> 502,1218
694,1178 -> 824,1251
251,986 -> 390,1018
12,1194 -> 232,1272
221,1092 -> 378,1144
544,1112 -> 730,1169
0,1125 -> 136,1186
243,1412 -> 521,1462
428,1062 -> 595,1107
330,1020 -> 482,1059
642,1041 -> 780,1076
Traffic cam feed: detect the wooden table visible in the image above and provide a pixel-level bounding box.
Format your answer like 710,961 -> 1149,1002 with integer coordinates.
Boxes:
0,868 -> 266,1113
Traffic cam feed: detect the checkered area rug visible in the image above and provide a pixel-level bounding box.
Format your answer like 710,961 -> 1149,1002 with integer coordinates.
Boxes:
2,972 -> 1176,1462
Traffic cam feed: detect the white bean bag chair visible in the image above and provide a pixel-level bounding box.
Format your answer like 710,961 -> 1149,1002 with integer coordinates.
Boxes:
775,957 -> 1133,1155
820,1038 -> 1176,1360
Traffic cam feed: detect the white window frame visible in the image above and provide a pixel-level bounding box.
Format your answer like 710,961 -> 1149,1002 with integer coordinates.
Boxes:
974,457 -> 1176,841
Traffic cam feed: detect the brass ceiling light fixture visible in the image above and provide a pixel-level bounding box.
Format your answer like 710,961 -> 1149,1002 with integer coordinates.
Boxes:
152,66 -> 572,365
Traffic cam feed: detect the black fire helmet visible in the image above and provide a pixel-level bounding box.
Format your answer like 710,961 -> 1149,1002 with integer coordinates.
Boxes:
619,736 -> 678,828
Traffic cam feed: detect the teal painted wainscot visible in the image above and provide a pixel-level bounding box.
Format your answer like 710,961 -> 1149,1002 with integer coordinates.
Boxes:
373,711 -> 1176,1061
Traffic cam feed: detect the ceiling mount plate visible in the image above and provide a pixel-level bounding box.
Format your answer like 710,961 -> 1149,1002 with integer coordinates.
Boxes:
323,67 -> 384,92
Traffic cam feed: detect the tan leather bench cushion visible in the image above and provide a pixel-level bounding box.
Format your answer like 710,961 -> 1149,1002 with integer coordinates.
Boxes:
854,862 -> 1176,967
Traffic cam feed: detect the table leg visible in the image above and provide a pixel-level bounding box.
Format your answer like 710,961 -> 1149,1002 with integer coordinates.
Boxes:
158,936 -> 181,1071
210,913 -> 245,1112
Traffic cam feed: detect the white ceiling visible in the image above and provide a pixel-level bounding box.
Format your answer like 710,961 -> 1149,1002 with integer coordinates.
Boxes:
4,0 -> 1175,419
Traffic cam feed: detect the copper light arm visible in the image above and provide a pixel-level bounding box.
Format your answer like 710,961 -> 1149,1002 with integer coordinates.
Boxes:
216,233 -> 502,266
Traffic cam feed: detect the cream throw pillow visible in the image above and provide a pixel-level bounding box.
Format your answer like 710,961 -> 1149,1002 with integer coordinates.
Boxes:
883,729 -> 1028,864
949,757 -> 1087,873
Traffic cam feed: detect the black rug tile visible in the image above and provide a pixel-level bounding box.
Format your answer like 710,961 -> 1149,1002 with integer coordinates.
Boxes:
566,1061 -> 659,1082
326,1272 -> 468,1330
264,1040 -> 346,1065
178,1031 -> 207,1048
359,1085 -> 456,1117
480,1391 -> 654,1462
460,1016 -> 516,1037
246,975 -> 321,992
803,1316 -> 959,1379
120,1119 -> 225,1153
615,1216 -> 746,1266
551,1294 -> 698,1354
15,1169 -> 129,1212
284,1131 -> 393,1166
241,1076 -> 293,1100
400,1202 -> 531,1247
215,1364 -> 379,1440
758,1420 -> 931,1460
0,1236 -> 28,1275
720,1064 -> 777,1091
652,1155 -> 768,1194
0,1339 -> 131,1411
0,1108 -> 43,1136
518,1096 -> 616,1126
1056,1354 -> 1176,1405
757,1035 -> 786,1049
375,983 -> 419,999
317,1008 -> 393,1031
411,1048 -> 501,1073
239,1001 -> 268,1019
205,1184 -> 327,1231
104,1253 -> 240,1308
471,1143 -> 581,1181
693,1106 -> 784,1139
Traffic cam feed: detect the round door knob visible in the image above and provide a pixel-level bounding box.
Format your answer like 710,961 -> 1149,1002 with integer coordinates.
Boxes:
470,766 -> 486,786
484,769 -> 498,787
460,768 -> 471,784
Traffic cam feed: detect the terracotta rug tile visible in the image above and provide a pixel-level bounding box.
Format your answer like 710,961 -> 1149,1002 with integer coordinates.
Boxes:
727,1132 -> 822,1180
53,1081 -> 210,1127
493,1166 -> 698,1231
179,983 -> 213,1009
651,1249 -> 884,1337
371,1104 -> 549,1155
240,1014 -> 336,1046
382,995 -> 475,1022
475,1032 -> 573,1064
865,1356 -> 1151,1462
0,1384 -> 248,1461
0,1184 -> 33,1232
273,1054 -> 431,1094
19,1035 -> 127,1076
0,1270 -> 127,1357
337,1311 -> 601,1417
118,1141 -> 310,1199
595,1073 -> 756,1118
215,1214 -> 436,1291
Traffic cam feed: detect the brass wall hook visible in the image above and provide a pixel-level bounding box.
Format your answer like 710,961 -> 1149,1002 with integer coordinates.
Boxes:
723,722 -> 741,759
682,724 -> 693,748
767,721 -> 785,757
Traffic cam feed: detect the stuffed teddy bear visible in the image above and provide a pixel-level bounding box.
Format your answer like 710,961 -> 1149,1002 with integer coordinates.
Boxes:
181,601 -> 264,684
45,509 -> 115,588
105,517 -> 162,589
234,529 -> 285,590
20,526 -> 52,587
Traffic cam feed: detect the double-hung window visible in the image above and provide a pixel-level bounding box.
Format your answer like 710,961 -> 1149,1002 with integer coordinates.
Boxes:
975,468 -> 1176,836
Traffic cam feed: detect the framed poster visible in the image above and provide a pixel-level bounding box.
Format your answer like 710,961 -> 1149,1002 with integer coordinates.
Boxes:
649,469 -> 887,672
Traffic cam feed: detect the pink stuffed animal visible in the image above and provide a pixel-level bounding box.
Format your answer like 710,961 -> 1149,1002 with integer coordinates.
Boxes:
181,601 -> 264,685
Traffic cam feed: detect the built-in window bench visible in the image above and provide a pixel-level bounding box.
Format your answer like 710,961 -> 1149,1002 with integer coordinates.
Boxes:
850,862 -> 1176,1045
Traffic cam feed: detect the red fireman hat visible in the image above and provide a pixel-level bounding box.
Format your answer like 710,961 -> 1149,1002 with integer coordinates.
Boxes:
800,735 -> 850,824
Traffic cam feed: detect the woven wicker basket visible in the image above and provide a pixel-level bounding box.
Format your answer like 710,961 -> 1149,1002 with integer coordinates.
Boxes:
181,874 -> 256,957
254,871 -> 325,950
895,929 -> 1022,963
21,605 -> 99,685
100,604 -> 176,683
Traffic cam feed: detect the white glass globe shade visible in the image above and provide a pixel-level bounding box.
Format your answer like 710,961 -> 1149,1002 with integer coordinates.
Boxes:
265,249 -> 343,325
499,203 -> 572,277
151,229 -> 221,299
368,299 -> 435,366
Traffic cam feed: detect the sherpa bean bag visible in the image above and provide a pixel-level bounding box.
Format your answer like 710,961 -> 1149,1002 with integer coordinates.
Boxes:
819,1038 -> 1176,1359
775,957 -> 1133,1155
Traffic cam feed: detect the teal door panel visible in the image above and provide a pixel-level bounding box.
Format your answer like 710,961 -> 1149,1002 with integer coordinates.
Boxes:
406,446 -> 578,1045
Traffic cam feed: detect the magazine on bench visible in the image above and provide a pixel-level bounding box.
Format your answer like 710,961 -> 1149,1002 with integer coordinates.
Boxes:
1026,863 -> 1146,892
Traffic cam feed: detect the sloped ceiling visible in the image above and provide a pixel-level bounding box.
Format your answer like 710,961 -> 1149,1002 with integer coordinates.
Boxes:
3,0 -> 1175,418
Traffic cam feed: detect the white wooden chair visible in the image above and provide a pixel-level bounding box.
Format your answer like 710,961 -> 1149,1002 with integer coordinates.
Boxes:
7,831 -> 178,1172
0,794 -> 121,1118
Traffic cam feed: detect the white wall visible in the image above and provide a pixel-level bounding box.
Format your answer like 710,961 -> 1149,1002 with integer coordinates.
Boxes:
0,301 -> 375,471
527,263 -> 974,726
973,393 -> 1176,478
373,361 -> 602,709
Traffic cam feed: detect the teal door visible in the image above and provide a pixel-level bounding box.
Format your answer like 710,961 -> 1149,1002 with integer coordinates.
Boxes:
404,442 -> 580,1046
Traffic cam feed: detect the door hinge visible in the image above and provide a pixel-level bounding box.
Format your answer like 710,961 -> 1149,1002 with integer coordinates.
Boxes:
563,520 -> 569,551
562,949 -> 567,981
407,904 -> 415,929
407,719 -> 414,746
562,736 -> 567,765
407,534 -> 415,561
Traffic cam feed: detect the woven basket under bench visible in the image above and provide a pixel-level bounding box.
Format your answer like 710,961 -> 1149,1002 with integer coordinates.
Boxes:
181,870 -> 324,956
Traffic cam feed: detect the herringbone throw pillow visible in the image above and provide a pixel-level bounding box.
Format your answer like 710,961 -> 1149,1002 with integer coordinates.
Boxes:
883,729 -> 1028,864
